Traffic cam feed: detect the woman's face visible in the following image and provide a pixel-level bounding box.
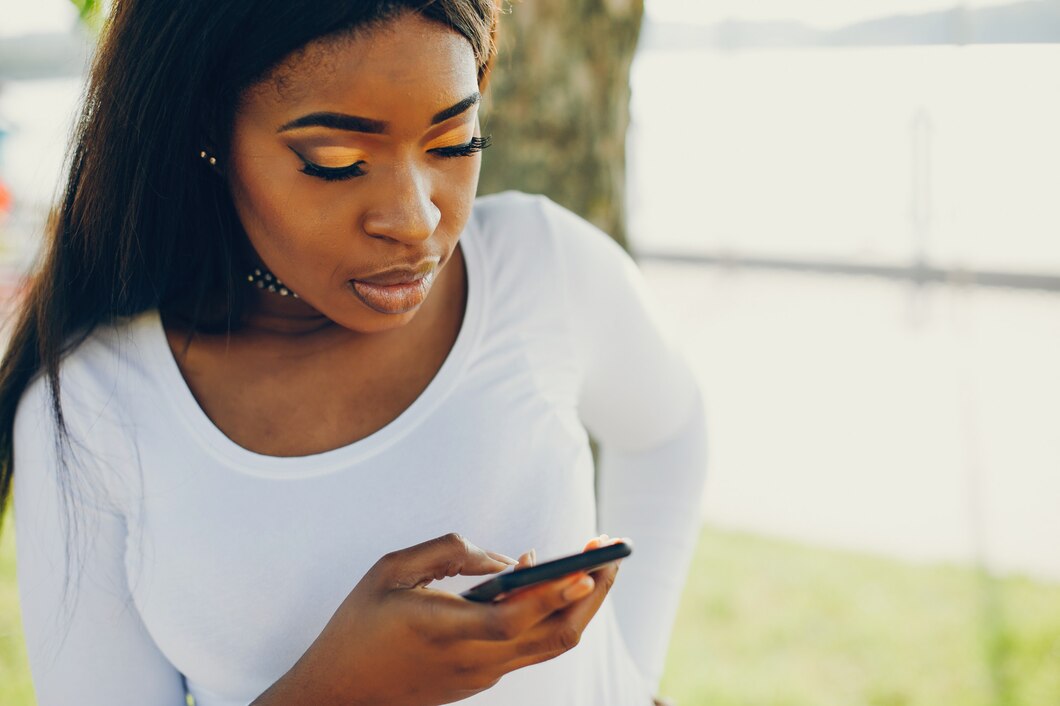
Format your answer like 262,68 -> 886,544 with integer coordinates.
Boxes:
227,12 -> 483,333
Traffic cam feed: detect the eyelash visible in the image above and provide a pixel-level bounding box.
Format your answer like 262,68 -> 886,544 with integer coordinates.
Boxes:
299,159 -> 366,182
430,135 -> 492,158
292,135 -> 493,183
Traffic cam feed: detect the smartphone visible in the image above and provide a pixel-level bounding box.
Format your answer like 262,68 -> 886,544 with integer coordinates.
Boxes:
460,541 -> 632,602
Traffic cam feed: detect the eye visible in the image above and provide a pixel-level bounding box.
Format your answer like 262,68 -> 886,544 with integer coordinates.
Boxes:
429,135 -> 492,159
289,147 -> 366,182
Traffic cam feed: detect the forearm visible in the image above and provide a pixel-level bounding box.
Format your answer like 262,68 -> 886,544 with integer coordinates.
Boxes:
250,664 -> 334,706
249,649 -> 379,706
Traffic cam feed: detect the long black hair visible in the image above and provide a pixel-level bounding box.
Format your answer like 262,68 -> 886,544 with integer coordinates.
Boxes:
0,0 -> 499,529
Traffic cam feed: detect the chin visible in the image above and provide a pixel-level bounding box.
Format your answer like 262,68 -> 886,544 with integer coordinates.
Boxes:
334,307 -> 421,335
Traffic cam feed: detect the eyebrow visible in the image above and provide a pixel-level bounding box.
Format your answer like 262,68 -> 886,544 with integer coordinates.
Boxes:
277,92 -> 481,134
430,92 -> 481,125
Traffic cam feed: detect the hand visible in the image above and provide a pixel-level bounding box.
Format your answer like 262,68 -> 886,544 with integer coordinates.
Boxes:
252,532 -> 624,706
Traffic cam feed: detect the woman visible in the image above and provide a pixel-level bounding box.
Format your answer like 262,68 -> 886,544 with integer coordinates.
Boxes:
1,1 -> 706,704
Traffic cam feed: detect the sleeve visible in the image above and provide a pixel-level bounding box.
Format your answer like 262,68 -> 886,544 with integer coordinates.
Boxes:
543,199 -> 708,694
13,374 -> 188,706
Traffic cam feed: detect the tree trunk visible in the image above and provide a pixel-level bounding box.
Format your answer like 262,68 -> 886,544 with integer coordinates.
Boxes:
478,0 -> 644,250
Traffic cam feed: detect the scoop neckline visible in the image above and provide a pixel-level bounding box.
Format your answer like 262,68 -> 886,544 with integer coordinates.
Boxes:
143,220 -> 487,479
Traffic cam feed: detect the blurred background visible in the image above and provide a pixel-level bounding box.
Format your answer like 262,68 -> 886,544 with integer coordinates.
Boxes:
1,1 -> 1058,705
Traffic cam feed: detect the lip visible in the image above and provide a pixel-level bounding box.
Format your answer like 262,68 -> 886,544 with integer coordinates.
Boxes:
349,261 -> 439,314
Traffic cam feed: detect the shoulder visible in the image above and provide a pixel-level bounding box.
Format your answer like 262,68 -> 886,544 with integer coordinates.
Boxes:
469,191 -> 635,288
17,311 -> 159,432
471,190 -> 624,252
14,313 -> 158,513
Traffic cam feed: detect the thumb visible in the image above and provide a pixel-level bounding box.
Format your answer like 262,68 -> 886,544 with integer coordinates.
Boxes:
376,533 -> 516,590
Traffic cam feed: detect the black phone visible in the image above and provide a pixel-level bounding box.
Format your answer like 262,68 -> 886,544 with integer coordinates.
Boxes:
460,541 -> 633,602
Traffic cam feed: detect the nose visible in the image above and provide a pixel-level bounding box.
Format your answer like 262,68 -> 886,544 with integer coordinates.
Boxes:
362,162 -> 441,244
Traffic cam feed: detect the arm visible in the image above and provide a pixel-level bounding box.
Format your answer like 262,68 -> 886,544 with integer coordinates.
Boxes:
596,397 -> 706,694
13,376 -> 188,706
544,200 -> 708,694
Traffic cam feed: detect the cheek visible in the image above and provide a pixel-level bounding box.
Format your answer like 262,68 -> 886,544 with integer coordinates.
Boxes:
227,138 -> 347,264
436,157 -> 480,224
227,135 -> 297,246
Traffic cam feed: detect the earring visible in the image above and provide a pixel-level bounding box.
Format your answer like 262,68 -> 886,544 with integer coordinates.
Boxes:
199,149 -> 218,166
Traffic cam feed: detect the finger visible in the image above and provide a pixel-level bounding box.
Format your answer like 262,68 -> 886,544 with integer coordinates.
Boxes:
515,549 -> 536,570
583,535 -> 630,580
584,534 -> 629,552
375,533 -> 514,590
500,560 -> 620,670
486,551 -> 519,567
426,541 -> 625,654
404,568 -> 596,644
583,535 -> 606,551
484,571 -> 599,637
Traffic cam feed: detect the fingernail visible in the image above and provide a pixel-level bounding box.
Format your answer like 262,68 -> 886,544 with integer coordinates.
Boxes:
529,548 -> 537,566
563,575 -> 595,601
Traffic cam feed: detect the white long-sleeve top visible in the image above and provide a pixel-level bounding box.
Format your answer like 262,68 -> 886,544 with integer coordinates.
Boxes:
14,192 -> 707,706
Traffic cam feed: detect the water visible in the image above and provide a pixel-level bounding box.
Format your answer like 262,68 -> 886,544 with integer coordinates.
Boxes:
642,261 -> 1060,580
628,44 -> 1060,275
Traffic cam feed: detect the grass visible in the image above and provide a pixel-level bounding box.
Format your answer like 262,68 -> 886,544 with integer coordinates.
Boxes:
1,513 -> 33,706
659,528 -> 1060,706
2,516 -> 1058,706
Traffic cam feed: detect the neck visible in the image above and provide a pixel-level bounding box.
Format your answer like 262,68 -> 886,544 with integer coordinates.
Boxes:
244,312 -> 337,337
